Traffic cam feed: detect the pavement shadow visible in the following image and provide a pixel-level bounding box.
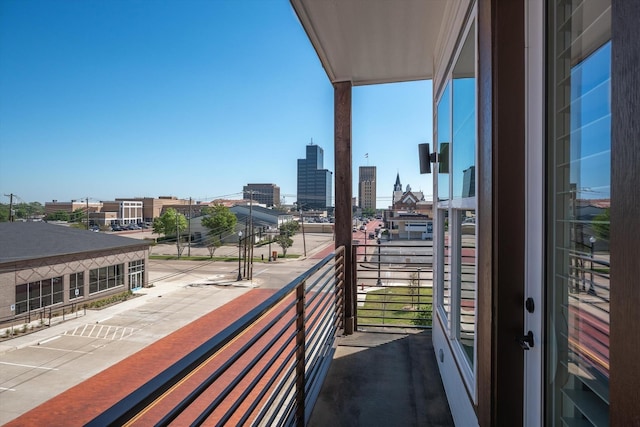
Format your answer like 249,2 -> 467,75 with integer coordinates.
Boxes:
308,328 -> 454,427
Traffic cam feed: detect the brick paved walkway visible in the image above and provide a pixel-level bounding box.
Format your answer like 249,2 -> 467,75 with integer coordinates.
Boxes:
6,289 -> 276,427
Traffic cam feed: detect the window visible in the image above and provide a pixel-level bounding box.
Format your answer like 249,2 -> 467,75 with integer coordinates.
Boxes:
70,272 -> 84,299
128,259 -> 145,290
14,276 -> 64,314
547,1 -> 611,425
89,264 -> 124,294
435,19 -> 477,379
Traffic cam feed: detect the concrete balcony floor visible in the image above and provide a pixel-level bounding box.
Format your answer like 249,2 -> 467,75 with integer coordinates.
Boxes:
309,327 -> 454,427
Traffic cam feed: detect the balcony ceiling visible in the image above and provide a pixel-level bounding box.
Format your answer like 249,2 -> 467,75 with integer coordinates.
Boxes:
290,0 -> 451,86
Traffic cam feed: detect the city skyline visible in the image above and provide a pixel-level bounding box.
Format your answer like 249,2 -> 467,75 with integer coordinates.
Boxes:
0,0 -> 434,209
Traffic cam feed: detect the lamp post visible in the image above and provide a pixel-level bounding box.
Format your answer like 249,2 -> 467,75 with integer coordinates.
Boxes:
237,231 -> 243,281
588,236 -> 596,295
364,227 -> 368,262
376,238 -> 382,286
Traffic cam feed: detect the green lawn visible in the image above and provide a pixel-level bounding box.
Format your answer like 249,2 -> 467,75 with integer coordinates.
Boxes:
358,286 -> 433,326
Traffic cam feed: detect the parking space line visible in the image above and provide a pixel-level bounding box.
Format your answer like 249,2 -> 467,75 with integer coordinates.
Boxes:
28,346 -> 90,354
39,336 -> 61,345
0,361 -> 58,371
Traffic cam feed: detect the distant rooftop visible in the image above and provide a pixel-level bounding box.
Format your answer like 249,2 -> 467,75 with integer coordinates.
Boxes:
0,222 -> 149,264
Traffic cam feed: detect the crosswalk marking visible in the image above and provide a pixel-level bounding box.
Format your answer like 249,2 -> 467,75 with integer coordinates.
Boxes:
63,324 -> 137,340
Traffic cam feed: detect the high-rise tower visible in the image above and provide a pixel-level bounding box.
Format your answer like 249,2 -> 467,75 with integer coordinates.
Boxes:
359,166 -> 377,210
297,144 -> 332,210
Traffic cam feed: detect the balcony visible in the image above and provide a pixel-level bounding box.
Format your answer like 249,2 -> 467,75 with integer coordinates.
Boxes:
3,243 -> 452,426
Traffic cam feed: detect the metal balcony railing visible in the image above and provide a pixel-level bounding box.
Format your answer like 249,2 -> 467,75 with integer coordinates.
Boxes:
87,246 -> 345,427
353,241 -> 433,329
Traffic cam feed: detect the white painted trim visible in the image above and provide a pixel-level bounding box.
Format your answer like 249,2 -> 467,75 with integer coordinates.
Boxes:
524,1 -> 545,426
432,0 -> 479,408
433,316 -> 479,427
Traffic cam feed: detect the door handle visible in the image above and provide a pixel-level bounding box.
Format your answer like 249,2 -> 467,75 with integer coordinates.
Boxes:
516,331 -> 535,350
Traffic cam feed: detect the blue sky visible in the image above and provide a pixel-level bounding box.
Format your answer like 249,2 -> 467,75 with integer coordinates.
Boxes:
0,0 -> 433,209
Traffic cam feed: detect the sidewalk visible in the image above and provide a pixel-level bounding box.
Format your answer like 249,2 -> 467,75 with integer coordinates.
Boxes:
148,231 -> 335,260
0,265 -> 255,425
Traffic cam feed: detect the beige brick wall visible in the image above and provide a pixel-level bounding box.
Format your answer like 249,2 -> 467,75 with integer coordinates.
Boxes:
0,246 -> 149,319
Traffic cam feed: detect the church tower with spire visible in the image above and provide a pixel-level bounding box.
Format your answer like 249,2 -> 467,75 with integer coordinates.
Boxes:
393,173 -> 402,192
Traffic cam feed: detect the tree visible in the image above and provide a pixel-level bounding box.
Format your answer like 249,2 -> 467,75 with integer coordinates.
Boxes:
15,202 -> 44,220
206,236 -> 222,258
152,208 -> 187,236
46,210 -> 70,221
362,208 -> 377,218
70,208 -> 86,223
201,204 -> 237,240
0,205 -> 8,222
279,220 -> 299,237
592,208 -> 610,241
274,234 -> 293,257
0,202 -> 44,222
408,271 -> 420,308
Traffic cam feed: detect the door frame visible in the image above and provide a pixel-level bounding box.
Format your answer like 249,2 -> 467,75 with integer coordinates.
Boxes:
476,0 -> 526,425
523,0 -> 544,425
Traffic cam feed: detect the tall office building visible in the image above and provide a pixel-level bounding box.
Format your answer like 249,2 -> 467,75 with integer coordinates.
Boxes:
359,166 -> 377,210
297,144 -> 332,210
243,183 -> 281,207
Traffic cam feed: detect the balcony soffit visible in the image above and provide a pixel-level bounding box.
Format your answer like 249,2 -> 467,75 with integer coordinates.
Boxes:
290,0 -> 452,86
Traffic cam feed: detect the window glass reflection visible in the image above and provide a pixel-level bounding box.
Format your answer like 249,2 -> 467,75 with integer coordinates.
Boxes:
548,1 -> 611,423
457,210 -> 476,367
438,209 -> 451,322
438,83 -> 451,201
452,23 -> 476,200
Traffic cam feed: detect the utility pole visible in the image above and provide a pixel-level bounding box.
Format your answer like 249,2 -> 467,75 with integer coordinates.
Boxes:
249,191 -> 254,280
86,197 -> 89,230
176,216 -> 181,258
188,197 -> 192,257
300,209 -> 307,257
5,193 -> 15,222
243,219 -> 248,278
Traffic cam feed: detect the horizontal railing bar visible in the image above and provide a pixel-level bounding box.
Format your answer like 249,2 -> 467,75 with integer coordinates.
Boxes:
158,302 -> 299,426
264,365 -> 299,427
202,328 -> 299,427
240,344 -> 298,426
88,251 -> 338,427
305,315 -> 335,370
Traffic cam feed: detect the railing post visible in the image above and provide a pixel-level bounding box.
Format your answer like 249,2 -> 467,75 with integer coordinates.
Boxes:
295,281 -> 306,426
344,245 -> 358,335
334,249 -> 343,332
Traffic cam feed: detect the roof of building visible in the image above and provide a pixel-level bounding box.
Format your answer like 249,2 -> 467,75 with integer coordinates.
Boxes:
0,222 -> 149,264
392,190 -> 425,205
231,205 -> 292,218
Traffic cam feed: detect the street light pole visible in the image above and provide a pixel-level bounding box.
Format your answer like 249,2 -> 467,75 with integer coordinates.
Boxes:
237,231 -> 243,281
588,236 -> 596,295
364,227 -> 368,262
376,238 -> 382,286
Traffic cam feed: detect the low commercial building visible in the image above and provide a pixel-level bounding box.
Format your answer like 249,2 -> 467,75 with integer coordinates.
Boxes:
386,212 -> 433,240
0,222 -> 150,320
